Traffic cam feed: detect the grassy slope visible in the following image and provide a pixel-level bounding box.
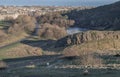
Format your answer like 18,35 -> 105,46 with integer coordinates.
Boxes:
0,36 -> 120,60
0,33 -> 28,47
0,35 -> 43,59
68,38 -> 120,52
0,37 -> 119,77
0,43 -> 42,60
0,43 -> 21,60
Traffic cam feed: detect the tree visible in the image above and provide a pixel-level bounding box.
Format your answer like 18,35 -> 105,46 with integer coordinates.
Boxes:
37,23 -> 67,39
63,46 -> 103,66
8,15 -> 36,35
8,24 -> 23,35
36,12 -> 75,28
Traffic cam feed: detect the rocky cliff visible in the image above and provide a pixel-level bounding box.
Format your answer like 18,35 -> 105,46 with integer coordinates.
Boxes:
55,31 -> 120,49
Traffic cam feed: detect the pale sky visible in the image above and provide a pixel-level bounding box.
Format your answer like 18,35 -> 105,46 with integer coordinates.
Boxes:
0,0 -> 119,6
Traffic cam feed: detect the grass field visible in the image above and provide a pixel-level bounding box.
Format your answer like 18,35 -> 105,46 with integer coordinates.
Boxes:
0,36 -> 41,60
0,52 -> 119,77
0,34 -> 120,77
0,67 -> 120,77
0,42 -> 21,60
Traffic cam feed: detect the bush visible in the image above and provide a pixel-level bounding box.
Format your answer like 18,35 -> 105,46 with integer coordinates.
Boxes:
63,46 -> 103,66
81,54 -> 103,66
37,23 -> 67,39
8,15 -> 36,35
37,12 -> 75,28
8,24 -> 23,35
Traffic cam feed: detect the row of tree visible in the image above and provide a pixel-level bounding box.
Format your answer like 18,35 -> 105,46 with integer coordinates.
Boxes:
36,12 -> 75,28
1,11 -> 75,40
36,12 -> 75,39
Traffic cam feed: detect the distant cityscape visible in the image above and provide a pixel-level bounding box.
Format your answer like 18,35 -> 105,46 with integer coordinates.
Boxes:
0,6 -> 92,20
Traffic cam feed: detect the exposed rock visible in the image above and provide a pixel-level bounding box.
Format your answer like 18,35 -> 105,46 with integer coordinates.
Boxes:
55,31 -> 120,47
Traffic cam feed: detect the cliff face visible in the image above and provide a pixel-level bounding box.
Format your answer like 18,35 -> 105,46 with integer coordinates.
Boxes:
55,31 -> 120,48
66,1 -> 120,30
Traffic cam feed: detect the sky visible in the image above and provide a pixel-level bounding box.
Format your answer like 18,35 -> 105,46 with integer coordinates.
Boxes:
0,0 -> 119,6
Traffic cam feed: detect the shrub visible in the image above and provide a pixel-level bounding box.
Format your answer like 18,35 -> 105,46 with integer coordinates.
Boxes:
8,24 -> 23,35
37,12 -> 75,28
63,46 -> 103,66
37,23 -> 67,39
8,15 -> 36,35
81,54 -> 103,66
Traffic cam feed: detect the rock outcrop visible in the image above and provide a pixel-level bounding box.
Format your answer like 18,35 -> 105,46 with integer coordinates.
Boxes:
55,31 -> 120,48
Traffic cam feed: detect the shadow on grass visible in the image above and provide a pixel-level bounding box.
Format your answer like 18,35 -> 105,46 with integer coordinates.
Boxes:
20,39 -> 64,52
1,54 -> 62,69
2,55 -> 61,63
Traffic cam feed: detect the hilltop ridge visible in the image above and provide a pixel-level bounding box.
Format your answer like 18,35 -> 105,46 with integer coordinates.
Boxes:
66,1 -> 120,30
